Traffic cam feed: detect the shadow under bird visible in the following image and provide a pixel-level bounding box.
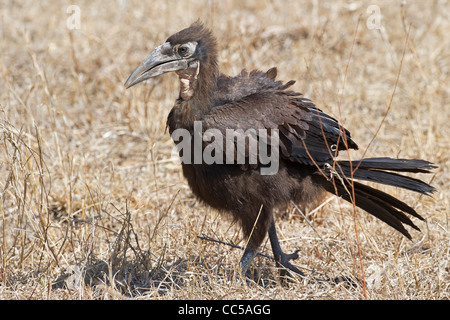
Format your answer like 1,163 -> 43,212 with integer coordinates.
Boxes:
124,22 -> 437,278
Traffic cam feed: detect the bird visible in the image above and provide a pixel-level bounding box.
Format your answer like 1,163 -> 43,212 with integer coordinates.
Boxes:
124,21 -> 436,278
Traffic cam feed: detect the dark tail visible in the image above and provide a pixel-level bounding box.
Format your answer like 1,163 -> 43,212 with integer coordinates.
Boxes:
319,157 -> 437,239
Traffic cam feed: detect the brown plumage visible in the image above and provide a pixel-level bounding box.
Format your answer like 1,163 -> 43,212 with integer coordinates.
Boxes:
125,22 -> 437,277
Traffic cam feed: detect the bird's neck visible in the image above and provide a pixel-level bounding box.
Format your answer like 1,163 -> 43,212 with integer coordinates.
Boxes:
169,60 -> 218,132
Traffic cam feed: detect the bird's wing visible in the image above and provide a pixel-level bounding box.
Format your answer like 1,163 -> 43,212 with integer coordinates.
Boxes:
204,80 -> 358,168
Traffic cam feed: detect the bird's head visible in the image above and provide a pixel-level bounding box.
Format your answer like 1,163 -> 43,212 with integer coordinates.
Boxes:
124,21 -> 217,93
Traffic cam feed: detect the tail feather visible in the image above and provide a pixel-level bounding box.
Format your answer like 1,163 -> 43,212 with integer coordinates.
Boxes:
321,178 -> 419,239
318,157 -> 437,239
337,158 -> 436,195
341,157 -> 436,173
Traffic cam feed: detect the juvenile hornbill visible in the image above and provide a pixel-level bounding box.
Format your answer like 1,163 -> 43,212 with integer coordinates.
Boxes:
125,22 -> 436,277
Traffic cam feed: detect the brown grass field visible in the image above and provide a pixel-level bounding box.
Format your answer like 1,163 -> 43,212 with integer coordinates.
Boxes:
0,0 -> 448,300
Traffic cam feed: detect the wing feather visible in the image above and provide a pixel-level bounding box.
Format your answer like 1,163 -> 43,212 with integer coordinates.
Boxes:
203,69 -> 358,168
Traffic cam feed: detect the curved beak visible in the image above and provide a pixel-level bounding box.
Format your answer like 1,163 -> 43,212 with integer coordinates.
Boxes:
124,42 -> 188,89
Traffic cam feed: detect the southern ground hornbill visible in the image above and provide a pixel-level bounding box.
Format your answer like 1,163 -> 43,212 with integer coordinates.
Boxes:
124,22 -> 436,278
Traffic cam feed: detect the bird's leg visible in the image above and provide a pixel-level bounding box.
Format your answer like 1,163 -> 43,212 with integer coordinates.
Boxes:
268,220 -> 304,277
238,206 -> 272,280
239,246 -> 258,276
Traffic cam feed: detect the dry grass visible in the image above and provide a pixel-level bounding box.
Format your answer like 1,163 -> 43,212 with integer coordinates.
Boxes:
0,0 -> 448,300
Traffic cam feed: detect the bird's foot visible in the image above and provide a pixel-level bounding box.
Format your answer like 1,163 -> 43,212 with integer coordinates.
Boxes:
275,249 -> 304,279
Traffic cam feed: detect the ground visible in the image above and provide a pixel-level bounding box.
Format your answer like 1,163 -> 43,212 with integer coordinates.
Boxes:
0,0 -> 448,299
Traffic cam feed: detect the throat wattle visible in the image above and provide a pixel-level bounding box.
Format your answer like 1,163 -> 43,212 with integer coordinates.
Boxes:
177,62 -> 200,101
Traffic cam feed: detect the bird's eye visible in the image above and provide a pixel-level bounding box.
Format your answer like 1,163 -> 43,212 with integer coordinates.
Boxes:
178,45 -> 189,56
